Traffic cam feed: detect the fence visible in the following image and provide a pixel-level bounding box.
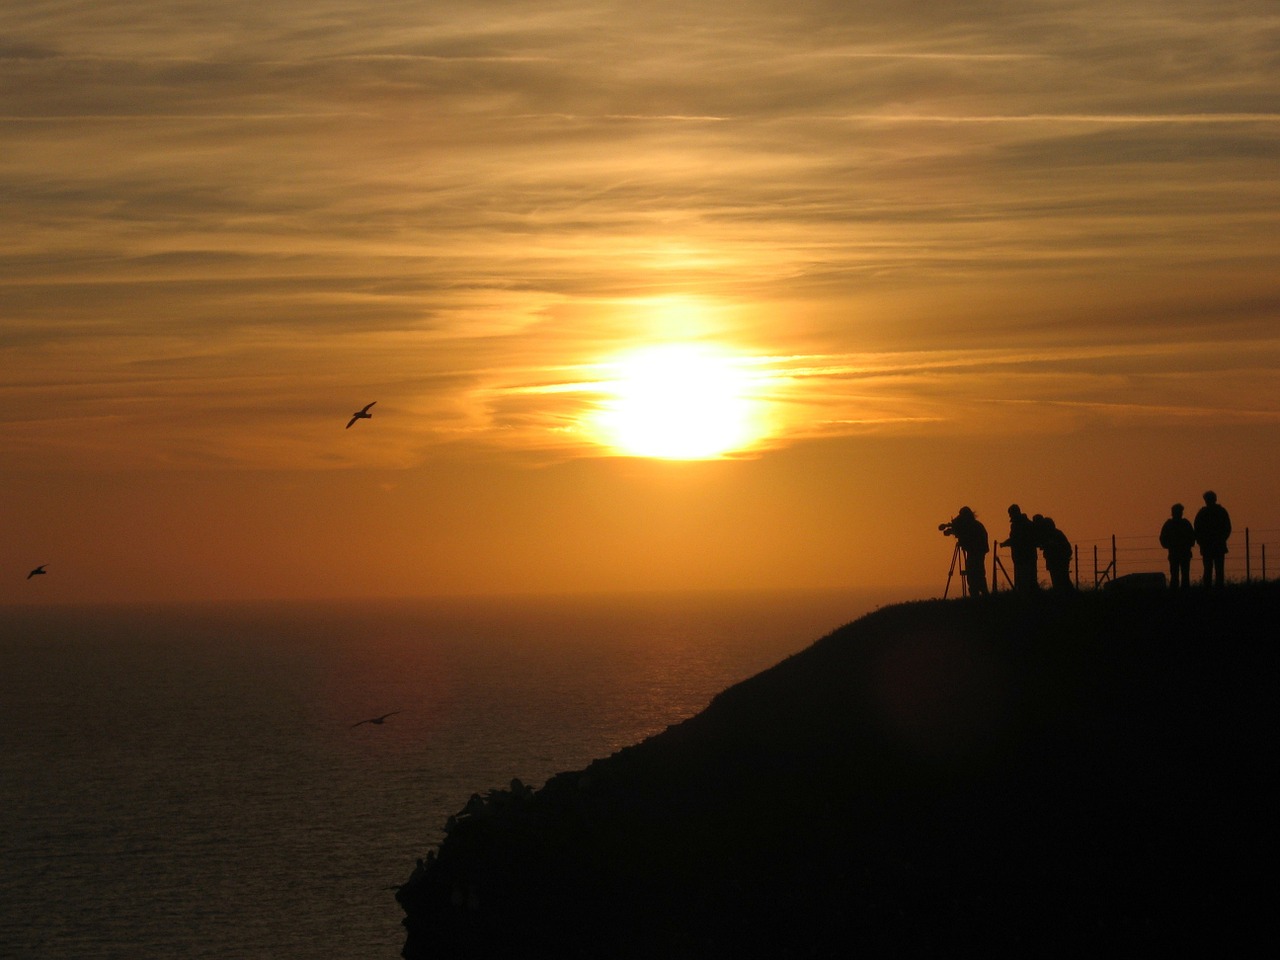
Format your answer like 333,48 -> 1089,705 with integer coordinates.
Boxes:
985,526 -> 1278,592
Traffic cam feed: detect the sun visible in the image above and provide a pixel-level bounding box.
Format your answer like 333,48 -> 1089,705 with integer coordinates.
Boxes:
592,344 -> 763,459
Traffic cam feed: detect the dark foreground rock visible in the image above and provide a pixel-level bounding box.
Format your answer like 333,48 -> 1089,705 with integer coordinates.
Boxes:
398,584 -> 1278,957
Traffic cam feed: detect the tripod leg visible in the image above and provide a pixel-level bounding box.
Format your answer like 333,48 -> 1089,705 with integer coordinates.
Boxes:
944,540 -> 963,598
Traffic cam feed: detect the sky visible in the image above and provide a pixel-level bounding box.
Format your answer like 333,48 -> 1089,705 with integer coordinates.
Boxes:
2,0 -> 1278,604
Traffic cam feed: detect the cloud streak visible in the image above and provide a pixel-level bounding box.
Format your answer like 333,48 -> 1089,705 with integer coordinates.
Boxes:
1,0 -> 1277,469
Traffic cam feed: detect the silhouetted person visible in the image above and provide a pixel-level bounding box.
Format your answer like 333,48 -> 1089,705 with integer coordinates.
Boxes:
944,506 -> 989,596
1159,503 -> 1196,591
1193,490 -> 1231,588
1034,515 -> 1074,591
1000,504 -> 1039,592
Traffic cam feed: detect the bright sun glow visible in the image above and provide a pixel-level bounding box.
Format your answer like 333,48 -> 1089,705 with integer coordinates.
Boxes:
593,344 -> 763,459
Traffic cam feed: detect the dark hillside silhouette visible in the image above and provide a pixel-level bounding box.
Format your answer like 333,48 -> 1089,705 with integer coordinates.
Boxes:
398,583 -> 1278,957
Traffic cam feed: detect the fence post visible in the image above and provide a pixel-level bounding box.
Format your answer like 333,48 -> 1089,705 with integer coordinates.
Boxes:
1264,544 -> 1268,581
1093,544 -> 1099,589
1111,534 -> 1117,581
1074,544 -> 1079,589
1245,527 -> 1251,582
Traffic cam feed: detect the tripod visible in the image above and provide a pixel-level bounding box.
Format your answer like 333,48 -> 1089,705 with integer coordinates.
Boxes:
944,540 -> 968,598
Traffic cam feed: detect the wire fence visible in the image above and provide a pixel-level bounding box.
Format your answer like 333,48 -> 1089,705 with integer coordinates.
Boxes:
984,525 -> 1279,592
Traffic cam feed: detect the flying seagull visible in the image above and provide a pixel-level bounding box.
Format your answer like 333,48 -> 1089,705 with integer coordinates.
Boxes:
27,564 -> 47,580
346,401 -> 377,429
351,710 -> 401,728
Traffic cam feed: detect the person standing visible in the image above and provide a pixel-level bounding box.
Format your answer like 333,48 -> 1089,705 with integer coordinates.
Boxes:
1001,504 -> 1039,592
1193,490 -> 1232,588
1034,515 -> 1075,591
947,506 -> 990,596
1159,503 -> 1196,591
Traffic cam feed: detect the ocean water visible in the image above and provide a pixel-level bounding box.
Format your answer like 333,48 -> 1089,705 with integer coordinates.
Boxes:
0,589 -> 903,960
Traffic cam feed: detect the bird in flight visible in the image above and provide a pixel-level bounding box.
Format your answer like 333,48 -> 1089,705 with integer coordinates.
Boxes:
346,401 -> 377,429
27,564 -> 47,580
351,710 -> 401,728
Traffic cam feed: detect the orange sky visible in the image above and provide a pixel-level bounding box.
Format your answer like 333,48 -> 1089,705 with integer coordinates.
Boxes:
3,1 -> 1278,603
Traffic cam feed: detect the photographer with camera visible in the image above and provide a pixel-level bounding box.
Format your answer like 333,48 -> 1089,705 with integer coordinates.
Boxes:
941,506 -> 990,596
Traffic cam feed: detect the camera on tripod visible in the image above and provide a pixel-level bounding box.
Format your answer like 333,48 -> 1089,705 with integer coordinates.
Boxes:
939,507 -> 989,598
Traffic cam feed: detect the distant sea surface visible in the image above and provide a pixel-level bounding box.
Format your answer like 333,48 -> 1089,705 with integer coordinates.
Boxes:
0,589 -> 909,960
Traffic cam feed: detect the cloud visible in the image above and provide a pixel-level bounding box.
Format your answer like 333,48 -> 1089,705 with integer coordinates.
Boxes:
1,1 -> 1276,469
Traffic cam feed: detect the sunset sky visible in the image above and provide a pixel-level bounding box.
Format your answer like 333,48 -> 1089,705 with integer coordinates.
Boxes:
3,0 -> 1277,603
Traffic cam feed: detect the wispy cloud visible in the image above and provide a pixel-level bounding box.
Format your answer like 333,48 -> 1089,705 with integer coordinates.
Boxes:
444,335 -> 1280,463
1,0 -> 1276,469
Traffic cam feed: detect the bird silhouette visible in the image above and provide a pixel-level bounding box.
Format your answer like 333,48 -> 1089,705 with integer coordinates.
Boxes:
27,564 -> 47,580
346,401 -> 377,429
351,710 -> 401,728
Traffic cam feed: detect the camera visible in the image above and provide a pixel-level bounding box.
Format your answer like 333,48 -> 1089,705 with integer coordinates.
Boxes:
938,521 -> 954,536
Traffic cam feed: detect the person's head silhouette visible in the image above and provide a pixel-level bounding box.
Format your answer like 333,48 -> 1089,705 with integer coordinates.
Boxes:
1203,490 -> 1217,505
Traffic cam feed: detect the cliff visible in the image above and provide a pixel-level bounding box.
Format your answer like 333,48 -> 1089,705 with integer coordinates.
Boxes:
397,583 -> 1277,957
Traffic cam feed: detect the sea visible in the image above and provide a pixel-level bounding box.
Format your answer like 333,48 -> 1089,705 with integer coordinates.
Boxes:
0,588 -> 913,960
